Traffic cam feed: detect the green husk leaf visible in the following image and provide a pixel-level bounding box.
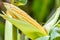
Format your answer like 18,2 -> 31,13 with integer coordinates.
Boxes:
0,13 -> 48,39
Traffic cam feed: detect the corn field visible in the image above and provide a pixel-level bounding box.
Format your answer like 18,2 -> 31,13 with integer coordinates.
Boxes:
0,0 -> 60,40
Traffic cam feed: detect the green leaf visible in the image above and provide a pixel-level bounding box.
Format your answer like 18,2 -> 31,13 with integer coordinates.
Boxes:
44,7 -> 60,33
35,36 -> 49,40
53,36 -> 60,40
0,36 -> 3,40
50,27 -> 60,40
11,0 -> 27,6
57,24 -> 60,27
56,20 -> 60,27
32,0 -> 54,22
0,22 -> 4,36
0,22 -> 4,40
17,30 -> 20,40
0,14 -> 47,39
55,0 -> 60,8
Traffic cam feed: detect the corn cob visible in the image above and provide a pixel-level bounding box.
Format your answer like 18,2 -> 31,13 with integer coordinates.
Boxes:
3,3 -> 47,34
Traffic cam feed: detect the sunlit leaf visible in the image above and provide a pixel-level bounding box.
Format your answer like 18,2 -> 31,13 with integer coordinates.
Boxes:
44,7 -> 60,33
